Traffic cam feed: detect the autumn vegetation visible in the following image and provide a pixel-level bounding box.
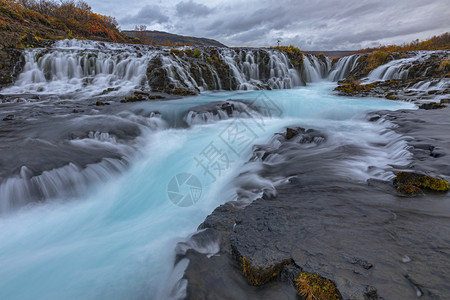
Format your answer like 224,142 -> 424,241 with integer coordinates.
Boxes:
354,32 -> 450,55
0,0 -> 133,48
352,33 -> 450,73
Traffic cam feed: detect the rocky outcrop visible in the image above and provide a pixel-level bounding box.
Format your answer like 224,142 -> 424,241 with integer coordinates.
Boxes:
344,51 -> 449,80
394,171 -> 449,195
0,47 -> 24,87
183,109 -> 450,299
145,47 -> 306,94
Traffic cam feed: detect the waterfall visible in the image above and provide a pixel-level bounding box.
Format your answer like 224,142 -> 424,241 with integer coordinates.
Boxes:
367,51 -> 439,81
3,40 -> 153,96
2,40 -> 449,96
301,54 -> 331,82
1,39 -> 342,96
160,48 -> 303,91
328,54 -> 361,81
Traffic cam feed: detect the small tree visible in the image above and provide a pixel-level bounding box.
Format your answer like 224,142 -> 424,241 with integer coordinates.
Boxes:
134,24 -> 147,42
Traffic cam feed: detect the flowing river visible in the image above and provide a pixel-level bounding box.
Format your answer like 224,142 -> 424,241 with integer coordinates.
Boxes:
0,40 -> 417,299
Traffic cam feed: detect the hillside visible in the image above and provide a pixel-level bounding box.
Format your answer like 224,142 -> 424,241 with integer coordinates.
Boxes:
0,0 -> 137,85
122,30 -> 226,47
345,32 -> 450,78
0,0 -> 133,46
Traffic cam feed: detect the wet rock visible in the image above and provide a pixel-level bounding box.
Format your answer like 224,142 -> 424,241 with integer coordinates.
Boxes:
0,48 -> 25,88
185,103 -> 450,299
237,254 -> 292,286
364,286 -> 382,300
367,114 -> 381,122
285,127 -> 300,139
419,102 -> 447,110
397,184 -> 423,196
95,101 -> 110,106
2,114 -> 14,121
220,102 -> 235,115
395,171 -> 449,193
165,87 -> 198,96
284,127 -> 326,144
100,87 -> 119,95
346,256 -> 373,270
120,93 -> 164,103
183,100 -> 254,125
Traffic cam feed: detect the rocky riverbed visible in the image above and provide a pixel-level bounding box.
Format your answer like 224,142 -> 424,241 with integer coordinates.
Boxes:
181,105 -> 450,299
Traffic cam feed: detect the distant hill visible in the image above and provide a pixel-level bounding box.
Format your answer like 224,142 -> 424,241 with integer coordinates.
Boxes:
123,30 -> 227,47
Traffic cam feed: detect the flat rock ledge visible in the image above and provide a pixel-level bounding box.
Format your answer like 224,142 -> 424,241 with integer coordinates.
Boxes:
181,106 -> 450,300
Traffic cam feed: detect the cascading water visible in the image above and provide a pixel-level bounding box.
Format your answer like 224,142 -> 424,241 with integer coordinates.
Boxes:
301,54 -> 331,82
217,48 -> 302,89
2,40 -> 154,97
367,51 -> 441,81
0,39 -> 425,299
0,80 -> 416,300
1,39 -> 337,98
328,54 -> 361,81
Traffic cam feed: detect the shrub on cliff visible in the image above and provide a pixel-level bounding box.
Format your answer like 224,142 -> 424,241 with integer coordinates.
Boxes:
353,32 -> 450,55
0,0 -> 128,43
270,45 -> 304,70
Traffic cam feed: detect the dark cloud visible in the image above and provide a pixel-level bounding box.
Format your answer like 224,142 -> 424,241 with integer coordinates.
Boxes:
176,0 -> 212,17
88,0 -> 450,50
120,5 -> 169,26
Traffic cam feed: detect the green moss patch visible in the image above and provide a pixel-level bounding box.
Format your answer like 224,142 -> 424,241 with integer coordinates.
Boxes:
396,171 -> 449,194
419,102 -> 447,110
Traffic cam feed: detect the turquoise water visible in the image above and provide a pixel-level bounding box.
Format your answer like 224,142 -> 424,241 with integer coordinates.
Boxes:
0,83 -> 415,299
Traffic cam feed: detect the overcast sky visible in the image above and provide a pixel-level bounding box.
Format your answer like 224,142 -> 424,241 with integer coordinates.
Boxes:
88,0 -> 449,50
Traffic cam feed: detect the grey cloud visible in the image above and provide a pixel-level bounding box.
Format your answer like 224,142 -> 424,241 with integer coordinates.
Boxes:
88,0 -> 450,50
120,5 -> 169,25
176,0 -> 212,17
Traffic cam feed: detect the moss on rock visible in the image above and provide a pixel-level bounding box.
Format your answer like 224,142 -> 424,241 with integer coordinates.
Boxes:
419,102 -> 447,110
334,78 -> 379,96
120,92 -> 164,103
397,184 -> 423,196
95,101 -> 110,106
396,171 -> 449,193
294,272 -> 342,300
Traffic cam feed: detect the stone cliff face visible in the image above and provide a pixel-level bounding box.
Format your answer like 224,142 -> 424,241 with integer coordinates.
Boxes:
0,41 -> 332,93
0,47 -> 24,86
145,47 -> 310,94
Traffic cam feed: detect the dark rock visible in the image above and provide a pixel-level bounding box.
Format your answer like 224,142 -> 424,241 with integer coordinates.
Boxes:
368,114 -> 381,122
285,127 -> 300,140
2,114 -> 14,121
221,102 -> 235,115
0,48 -> 25,88
100,87 -> 119,95
419,102 -> 447,110
364,286 -> 382,300
397,184 -> 423,196
347,256 -> 373,270
395,171 -> 449,193
95,101 -> 110,106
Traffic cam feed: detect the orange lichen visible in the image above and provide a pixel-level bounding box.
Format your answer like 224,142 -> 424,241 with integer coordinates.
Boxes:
295,272 -> 342,300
